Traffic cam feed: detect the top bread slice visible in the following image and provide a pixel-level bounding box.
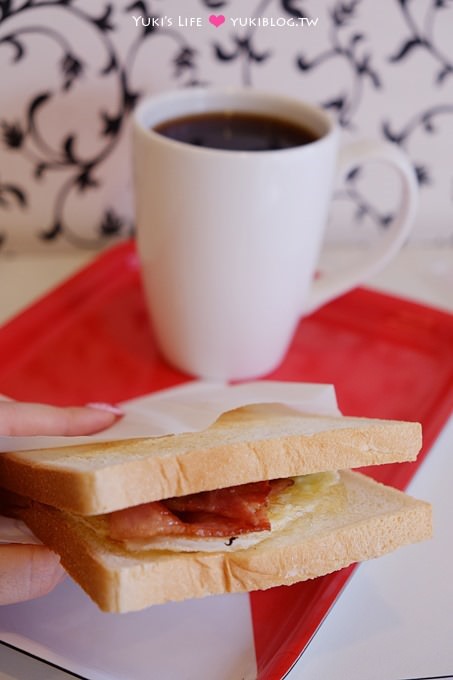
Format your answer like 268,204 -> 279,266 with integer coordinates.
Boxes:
0,407 -> 421,515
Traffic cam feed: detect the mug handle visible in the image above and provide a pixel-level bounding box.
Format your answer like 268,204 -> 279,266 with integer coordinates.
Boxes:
304,140 -> 418,315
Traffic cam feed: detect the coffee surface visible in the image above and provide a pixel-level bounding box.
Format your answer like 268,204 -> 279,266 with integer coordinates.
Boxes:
153,111 -> 318,151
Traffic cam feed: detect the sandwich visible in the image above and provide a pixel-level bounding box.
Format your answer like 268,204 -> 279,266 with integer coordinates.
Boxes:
0,406 -> 432,613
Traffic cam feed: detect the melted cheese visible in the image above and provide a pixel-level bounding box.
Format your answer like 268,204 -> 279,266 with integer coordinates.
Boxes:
121,471 -> 342,553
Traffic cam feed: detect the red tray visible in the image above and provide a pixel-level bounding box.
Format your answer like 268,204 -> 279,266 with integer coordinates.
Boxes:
1,241 -> 452,680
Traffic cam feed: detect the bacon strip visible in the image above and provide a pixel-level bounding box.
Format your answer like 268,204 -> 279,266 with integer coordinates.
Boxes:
107,478 -> 293,541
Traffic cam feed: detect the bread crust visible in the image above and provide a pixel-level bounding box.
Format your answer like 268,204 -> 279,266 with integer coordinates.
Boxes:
0,410 -> 422,514
18,471 -> 432,613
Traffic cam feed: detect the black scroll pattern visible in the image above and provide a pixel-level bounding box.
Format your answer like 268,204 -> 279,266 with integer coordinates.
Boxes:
383,0 -> 453,189
1,0 -> 452,249
0,0 -> 203,248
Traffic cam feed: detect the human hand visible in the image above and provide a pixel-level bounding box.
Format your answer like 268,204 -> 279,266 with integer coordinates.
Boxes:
0,400 -> 122,436
0,401 -> 122,605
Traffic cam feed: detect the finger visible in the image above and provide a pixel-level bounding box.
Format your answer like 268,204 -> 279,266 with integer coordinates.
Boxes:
0,544 -> 66,605
0,402 -> 122,437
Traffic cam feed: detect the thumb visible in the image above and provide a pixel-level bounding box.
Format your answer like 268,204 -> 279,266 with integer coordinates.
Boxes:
0,544 -> 66,605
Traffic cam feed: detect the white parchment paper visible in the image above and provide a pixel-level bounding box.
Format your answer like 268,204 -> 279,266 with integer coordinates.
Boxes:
0,380 -> 340,544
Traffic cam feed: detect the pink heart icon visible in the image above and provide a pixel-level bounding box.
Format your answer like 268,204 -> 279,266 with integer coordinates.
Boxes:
209,14 -> 226,27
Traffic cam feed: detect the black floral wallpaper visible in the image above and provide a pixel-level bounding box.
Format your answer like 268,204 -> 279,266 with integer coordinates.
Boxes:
0,0 -> 452,252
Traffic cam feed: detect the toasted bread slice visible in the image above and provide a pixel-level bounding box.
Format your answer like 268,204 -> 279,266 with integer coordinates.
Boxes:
18,471 -> 432,613
0,409 -> 421,514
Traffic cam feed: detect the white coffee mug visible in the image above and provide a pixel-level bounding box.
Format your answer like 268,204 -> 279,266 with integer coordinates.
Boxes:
133,88 -> 418,380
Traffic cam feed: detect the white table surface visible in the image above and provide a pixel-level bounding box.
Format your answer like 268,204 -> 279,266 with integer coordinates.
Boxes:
0,244 -> 452,680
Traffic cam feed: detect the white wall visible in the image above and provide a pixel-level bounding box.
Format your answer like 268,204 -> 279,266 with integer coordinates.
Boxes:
0,0 -> 452,252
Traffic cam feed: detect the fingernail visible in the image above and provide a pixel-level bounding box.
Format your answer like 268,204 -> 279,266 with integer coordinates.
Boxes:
86,402 -> 124,416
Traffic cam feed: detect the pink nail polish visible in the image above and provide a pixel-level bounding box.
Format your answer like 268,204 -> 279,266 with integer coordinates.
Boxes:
86,402 -> 124,416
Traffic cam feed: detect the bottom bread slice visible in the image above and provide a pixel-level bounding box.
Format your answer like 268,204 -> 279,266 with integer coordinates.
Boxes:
19,470 -> 432,613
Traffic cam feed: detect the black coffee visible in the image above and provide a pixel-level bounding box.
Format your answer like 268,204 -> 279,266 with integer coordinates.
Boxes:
153,111 -> 318,151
